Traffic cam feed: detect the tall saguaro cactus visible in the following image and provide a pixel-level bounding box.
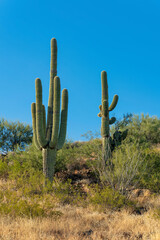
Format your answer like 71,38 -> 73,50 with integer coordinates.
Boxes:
98,71 -> 118,164
31,38 -> 68,182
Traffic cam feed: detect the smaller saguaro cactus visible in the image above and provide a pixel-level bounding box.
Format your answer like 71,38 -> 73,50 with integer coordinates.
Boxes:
98,71 -> 118,164
31,38 -> 68,183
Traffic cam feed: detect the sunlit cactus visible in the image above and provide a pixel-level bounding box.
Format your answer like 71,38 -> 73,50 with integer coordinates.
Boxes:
31,38 -> 68,183
98,71 -> 118,163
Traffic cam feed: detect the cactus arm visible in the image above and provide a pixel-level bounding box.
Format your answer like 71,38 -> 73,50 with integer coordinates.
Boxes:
101,71 -> 108,102
57,89 -> 68,150
49,76 -> 61,149
98,105 -> 102,117
31,103 -> 41,150
99,105 -> 102,111
35,78 -> 48,148
109,117 -> 116,125
46,38 -> 57,141
109,95 -> 118,111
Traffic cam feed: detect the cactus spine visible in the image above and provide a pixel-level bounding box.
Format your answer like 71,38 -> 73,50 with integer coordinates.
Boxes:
98,71 -> 118,163
31,38 -> 68,182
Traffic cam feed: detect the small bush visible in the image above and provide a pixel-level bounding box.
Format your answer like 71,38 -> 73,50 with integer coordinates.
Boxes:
87,140 -> 147,195
139,150 -> 160,193
89,184 -> 134,210
112,114 -> 160,147
56,142 -> 79,172
154,207 -> 160,219
53,178 -> 85,205
0,185 -> 62,218
0,159 -> 9,178
0,198 -> 62,218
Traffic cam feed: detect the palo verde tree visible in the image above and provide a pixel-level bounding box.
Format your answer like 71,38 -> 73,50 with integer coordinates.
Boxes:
0,118 -> 32,154
31,38 -> 68,183
98,71 -> 118,164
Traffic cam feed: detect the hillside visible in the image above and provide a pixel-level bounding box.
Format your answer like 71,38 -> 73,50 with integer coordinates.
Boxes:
0,114 -> 160,239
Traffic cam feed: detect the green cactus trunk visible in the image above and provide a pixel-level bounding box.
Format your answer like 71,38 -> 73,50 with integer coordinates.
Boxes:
42,148 -> 56,182
102,137 -> 111,164
31,38 -> 68,184
98,71 -> 118,164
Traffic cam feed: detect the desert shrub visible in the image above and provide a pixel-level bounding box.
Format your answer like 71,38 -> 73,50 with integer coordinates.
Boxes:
6,146 -> 42,186
81,139 -> 100,157
81,130 -> 100,140
88,184 -> 134,210
112,114 -> 160,147
154,207 -> 160,219
56,139 -> 102,173
138,150 -> 160,193
0,159 -> 9,178
53,178 -> 85,205
0,188 -> 62,218
56,142 -> 80,172
87,140 -> 147,195
0,118 -> 32,153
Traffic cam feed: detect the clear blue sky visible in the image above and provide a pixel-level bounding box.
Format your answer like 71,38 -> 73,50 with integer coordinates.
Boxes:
0,0 -> 160,141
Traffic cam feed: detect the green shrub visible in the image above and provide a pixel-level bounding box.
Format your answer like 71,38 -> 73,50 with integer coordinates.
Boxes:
0,159 -> 9,178
7,145 -> 42,172
112,114 -> 160,147
87,139 -> 147,195
53,178 -> 85,205
0,188 -> 62,218
89,184 -> 134,210
138,150 -> 160,193
56,142 -> 79,172
154,207 -> 160,219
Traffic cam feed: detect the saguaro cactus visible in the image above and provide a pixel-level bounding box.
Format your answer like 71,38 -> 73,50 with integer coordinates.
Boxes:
98,71 -> 118,164
31,38 -> 68,182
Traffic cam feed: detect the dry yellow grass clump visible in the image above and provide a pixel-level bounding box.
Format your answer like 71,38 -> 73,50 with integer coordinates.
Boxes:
0,205 -> 160,240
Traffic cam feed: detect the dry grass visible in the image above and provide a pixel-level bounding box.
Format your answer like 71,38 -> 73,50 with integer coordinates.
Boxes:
0,175 -> 160,240
0,205 -> 160,240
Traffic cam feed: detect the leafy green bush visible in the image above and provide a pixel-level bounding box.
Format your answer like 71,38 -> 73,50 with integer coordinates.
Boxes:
138,150 -> 160,193
112,114 -> 160,147
5,146 -> 42,188
53,178 -> 86,205
154,207 -> 160,219
0,118 -> 32,153
86,139 -> 147,195
88,184 -> 134,210
0,188 -> 62,218
0,159 -> 9,178
56,142 -> 80,172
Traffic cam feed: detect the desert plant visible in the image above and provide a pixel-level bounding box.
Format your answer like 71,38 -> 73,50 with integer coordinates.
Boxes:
139,149 -> 160,192
89,184 -> 133,210
98,71 -> 118,164
110,129 -> 128,151
112,113 -> 160,147
31,38 -> 68,183
96,140 -> 147,195
0,118 -> 32,153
